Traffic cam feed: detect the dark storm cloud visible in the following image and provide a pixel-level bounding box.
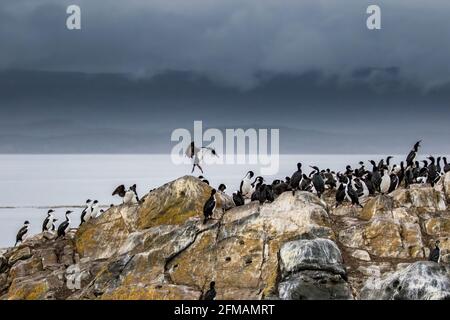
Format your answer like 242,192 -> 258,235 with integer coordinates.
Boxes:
1,0 -> 450,89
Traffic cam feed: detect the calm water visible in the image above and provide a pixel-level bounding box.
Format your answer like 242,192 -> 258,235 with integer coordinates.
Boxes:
0,153 -> 434,248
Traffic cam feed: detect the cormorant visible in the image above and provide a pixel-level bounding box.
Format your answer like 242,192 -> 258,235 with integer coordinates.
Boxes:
15,221 -> 30,246
428,240 -> 440,263
202,281 -> 216,300
203,189 -> 217,224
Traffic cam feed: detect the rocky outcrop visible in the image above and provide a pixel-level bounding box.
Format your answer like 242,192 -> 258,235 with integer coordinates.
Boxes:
360,262 -> 450,300
88,189 -> 333,300
1,175 -> 450,300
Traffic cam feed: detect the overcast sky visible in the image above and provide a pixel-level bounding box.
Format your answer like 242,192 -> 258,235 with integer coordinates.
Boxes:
0,0 -> 449,153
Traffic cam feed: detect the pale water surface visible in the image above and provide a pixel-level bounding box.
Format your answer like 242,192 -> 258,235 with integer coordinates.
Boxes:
0,154 -> 437,248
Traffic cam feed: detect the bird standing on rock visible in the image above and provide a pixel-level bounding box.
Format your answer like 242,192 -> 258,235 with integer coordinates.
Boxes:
310,166 -> 325,197
251,178 -> 264,203
90,200 -> 100,218
15,221 -> 30,246
202,281 -> 216,300
428,240 -> 440,263
345,182 -> 363,208
79,199 -> 93,226
289,163 -> 303,195
203,189 -> 217,224
57,211 -> 73,239
240,171 -> 254,199
380,166 -> 391,194
406,140 -> 421,167
42,209 -> 55,232
232,191 -> 245,206
427,156 -> 439,187
113,185 -> 139,204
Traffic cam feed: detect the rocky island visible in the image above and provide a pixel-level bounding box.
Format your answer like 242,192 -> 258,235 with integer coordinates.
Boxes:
1,173 -> 450,300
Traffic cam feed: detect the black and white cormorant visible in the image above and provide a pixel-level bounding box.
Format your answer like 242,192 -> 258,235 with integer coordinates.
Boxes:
388,173 -> 399,193
232,191 -> 245,206
15,221 -> 30,246
335,182 -> 346,208
203,189 -> 217,224
57,211 -> 73,239
324,169 -> 337,189
355,178 -> 369,202
369,160 -> 382,193
380,166 -> 391,194
363,172 -> 375,195
427,156 -> 439,186
289,163 -> 303,195
240,171 -> 254,199
251,178 -> 264,203
265,185 -> 275,202
250,176 -> 264,197
80,199 -> 92,226
186,142 -> 218,174
51,218 -> 58,232
42,209 -> 55,232
428,240 -> 440,263
310,166 -> 325,197
91,200 -> 100,218
345,182 -> 363,208
113,185 -> 139,204
406,140 -> 421,167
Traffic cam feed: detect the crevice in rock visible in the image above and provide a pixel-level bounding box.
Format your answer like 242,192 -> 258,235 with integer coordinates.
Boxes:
162,223 -> 217,284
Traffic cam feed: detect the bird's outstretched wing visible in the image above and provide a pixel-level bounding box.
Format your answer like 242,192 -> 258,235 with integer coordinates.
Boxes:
185,142 -> 200,158
202,147 -> 219,157
112,185 -> 126,197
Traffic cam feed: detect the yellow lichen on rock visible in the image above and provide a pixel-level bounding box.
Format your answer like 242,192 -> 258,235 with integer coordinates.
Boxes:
137,176 -> 211,229
7,279 -> 49,300
101,284 -> 201,300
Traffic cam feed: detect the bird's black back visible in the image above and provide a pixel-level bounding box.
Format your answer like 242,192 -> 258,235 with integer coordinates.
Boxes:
57,221 -> 69,237
203,196 -> 215,217
203,288 -> 216,300
42,217 -> 50,232
16,226 -> 28,242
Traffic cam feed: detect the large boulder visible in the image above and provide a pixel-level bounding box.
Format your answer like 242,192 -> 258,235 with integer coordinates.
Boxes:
279,238 -> 345,276
277,238 -> 352,300
8,247 -> 32,265
278,270 -> 353,300
76,176 -> 232,260
361,261 -> 450,300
